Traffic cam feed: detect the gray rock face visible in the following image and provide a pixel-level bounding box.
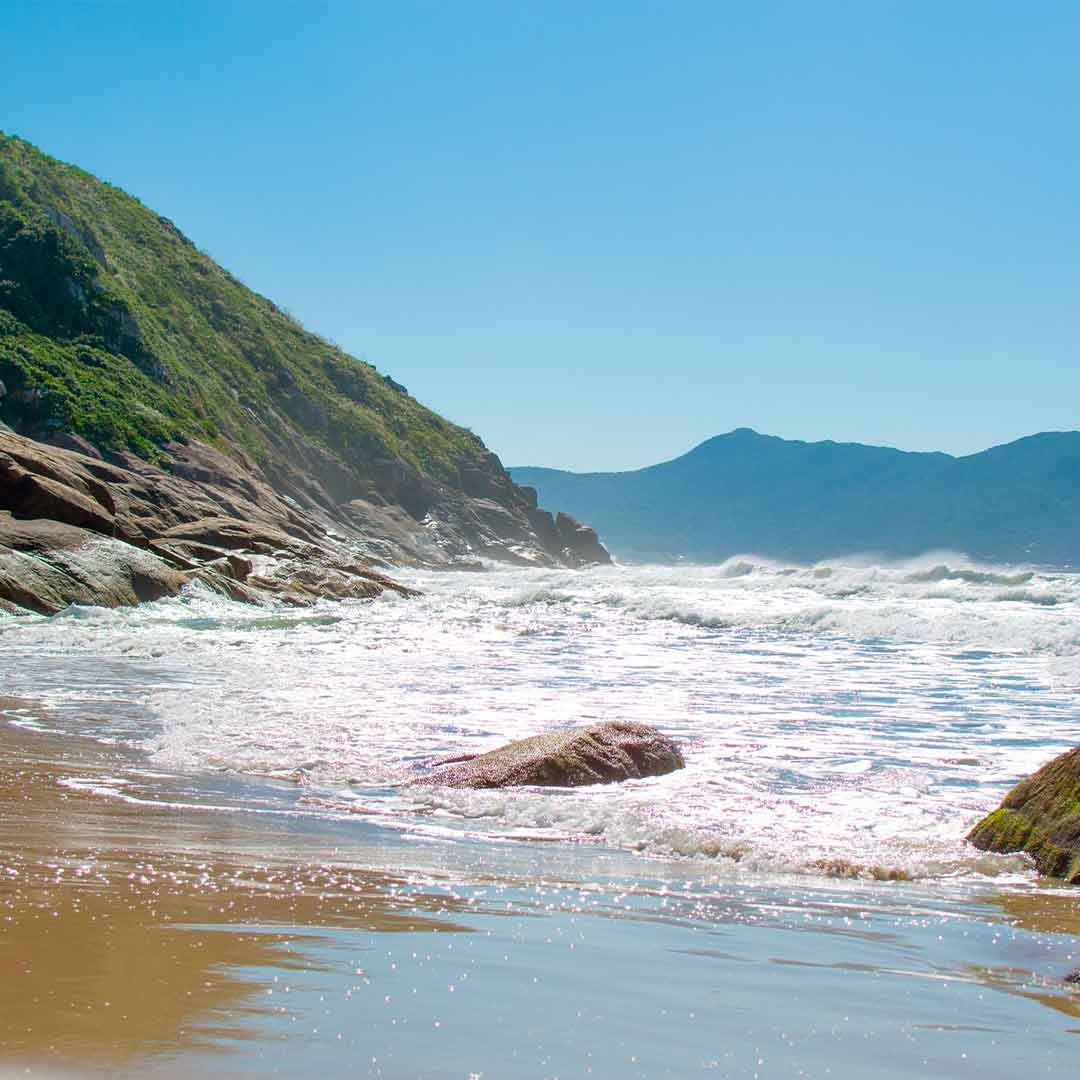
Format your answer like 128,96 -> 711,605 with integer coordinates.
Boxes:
411,722 -> 685,789
0,515 -> 188,614
555,512 -> 611,568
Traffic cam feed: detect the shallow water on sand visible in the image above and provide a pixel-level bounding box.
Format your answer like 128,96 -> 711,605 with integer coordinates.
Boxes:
3,557 -> 1080,1075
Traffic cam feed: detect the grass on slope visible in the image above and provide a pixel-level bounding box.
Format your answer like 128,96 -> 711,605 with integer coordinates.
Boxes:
0,133 -> 483,480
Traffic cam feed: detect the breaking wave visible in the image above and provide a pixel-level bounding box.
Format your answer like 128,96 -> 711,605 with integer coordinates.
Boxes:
534,556 -> 1080,666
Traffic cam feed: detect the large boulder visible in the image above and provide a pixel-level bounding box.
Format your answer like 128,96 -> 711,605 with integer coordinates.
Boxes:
968,746 -> 1080,881
412,721 -> 684,789
0,514 -> 188,614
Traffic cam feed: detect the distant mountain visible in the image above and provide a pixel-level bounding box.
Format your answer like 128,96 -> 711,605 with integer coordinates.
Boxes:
511,428 -> 1080,566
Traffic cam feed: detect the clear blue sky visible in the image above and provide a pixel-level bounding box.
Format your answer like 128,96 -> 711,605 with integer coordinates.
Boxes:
4,1 -> 1079,470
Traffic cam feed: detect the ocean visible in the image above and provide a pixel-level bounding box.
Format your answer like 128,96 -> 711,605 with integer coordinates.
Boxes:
3,557 -> 1080,1077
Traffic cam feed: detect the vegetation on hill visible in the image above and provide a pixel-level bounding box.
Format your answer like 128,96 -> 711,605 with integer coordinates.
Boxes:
0,133 -> 483,478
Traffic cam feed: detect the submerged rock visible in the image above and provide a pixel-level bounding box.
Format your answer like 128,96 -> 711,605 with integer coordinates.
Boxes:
412,721 -> 684,789
968,746 -> 1080,881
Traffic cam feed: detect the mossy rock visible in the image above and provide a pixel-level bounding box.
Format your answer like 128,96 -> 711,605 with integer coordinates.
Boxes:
968,746 -> 1080,882
412,722 -> 685,789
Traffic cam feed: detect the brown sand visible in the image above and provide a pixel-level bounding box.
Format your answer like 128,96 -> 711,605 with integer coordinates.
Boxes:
0,699 -> 470,1072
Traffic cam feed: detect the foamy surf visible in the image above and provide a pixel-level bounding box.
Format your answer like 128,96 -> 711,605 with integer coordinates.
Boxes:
2,557 -> 1079,886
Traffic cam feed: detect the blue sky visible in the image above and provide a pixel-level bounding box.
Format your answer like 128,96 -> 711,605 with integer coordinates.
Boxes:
4,1 -> 1079,470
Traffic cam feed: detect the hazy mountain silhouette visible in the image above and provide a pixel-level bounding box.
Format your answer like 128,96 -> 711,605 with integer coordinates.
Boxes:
511,428 -> 1080,565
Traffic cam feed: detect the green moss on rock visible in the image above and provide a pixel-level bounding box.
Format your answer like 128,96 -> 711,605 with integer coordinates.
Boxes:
968,746 -> 1080,882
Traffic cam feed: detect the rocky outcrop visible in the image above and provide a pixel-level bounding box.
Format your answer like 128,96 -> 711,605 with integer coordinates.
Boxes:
520,506 -> 612,569
968,746 -> 1080,881
411,722 -> 685,789
555,512 -> 611,568
0,427 -> 610,567
0,427 -> 610,615
0,515 -> 188,614
0,136 -> 612,584
0,430 -> 421,613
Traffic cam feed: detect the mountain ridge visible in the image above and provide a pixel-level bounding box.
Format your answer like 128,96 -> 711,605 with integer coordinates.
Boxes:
511,428 -> 1080,566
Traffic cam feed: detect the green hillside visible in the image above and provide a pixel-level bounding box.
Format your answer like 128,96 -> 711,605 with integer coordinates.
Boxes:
0,133 -> 481,477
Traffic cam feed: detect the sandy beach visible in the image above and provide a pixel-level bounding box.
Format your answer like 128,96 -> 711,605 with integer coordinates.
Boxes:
0,700 -> 478,1075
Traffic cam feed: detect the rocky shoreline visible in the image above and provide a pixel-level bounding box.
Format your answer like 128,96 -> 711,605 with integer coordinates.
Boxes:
0,429 -> 609,615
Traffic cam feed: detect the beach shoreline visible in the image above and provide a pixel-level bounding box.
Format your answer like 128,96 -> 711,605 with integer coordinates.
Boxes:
5,701 -> 1080,1078
0,707 -> 480,1074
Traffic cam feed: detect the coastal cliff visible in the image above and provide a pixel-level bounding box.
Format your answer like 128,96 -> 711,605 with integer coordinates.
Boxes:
0,134 -> 608,612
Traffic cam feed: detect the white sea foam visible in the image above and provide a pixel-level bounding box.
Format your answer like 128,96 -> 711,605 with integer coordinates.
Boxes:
2,557 -> 1079,881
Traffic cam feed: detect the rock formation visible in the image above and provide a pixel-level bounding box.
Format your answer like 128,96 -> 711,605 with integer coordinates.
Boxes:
0,430 -> 419,613
411,721 -> 685,789
968,746 -> 1080,882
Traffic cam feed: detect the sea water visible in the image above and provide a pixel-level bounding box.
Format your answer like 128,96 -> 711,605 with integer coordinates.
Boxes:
3,557 -> 1080,1076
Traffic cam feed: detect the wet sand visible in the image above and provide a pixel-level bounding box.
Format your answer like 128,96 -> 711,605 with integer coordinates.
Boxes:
0,701 -> 472,1073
